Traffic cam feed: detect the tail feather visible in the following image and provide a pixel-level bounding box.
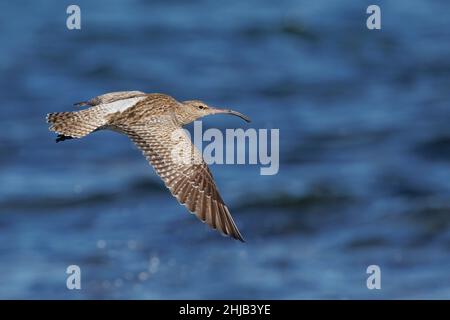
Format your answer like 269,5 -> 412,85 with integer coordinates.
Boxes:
46,109 -> 105,140
55,134 -> 74,143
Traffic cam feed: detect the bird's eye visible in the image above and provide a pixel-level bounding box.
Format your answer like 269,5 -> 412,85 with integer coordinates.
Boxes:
198,105 -> 206,110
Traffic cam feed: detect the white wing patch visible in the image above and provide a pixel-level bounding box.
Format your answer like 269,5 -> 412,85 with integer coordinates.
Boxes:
101,97 -> 146,115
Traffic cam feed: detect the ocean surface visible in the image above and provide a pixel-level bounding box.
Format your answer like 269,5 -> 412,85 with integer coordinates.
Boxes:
0,0 -> 449,299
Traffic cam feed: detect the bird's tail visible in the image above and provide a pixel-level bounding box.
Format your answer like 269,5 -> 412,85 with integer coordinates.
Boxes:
46,109 -> 106,141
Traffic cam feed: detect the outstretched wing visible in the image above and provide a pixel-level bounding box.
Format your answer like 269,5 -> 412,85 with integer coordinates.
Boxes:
119,118 -> 244,242
74,91 -> 146,107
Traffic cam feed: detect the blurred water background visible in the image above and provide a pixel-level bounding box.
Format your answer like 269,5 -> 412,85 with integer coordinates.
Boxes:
0,0 -> 449,299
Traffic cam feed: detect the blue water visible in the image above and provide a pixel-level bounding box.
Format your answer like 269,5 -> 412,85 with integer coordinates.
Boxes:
0,0 -> 449,299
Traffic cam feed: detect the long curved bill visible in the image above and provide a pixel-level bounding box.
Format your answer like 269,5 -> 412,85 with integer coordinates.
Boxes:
212,107 -> 251,123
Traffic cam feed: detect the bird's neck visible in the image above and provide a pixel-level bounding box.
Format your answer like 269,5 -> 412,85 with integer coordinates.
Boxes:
174,105 -> 196,126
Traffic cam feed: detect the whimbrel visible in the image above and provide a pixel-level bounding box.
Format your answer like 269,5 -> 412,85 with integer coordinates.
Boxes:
46,91 -> 250,241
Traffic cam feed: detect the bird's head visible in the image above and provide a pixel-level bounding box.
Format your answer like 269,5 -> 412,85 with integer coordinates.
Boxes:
180,100 -> 251,124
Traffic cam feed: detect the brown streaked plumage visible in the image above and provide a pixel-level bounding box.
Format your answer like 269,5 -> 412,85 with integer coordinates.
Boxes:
46,91 -> 250,242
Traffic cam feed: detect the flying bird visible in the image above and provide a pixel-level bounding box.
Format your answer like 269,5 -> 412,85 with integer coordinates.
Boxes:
46,91 -> 250,241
